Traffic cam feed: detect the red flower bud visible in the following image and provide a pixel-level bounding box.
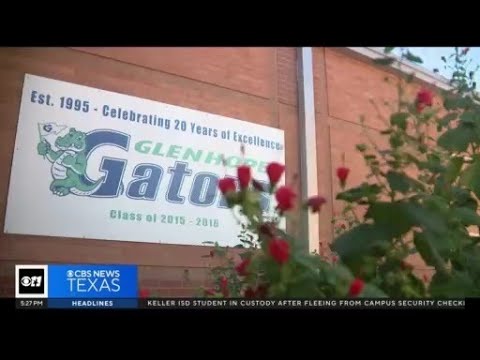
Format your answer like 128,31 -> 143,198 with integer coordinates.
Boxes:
462,47 -> 470,55
218,177 -> 236,194
268,237 -> 290,265
348,278 -> 365,297
306,195 -> 327,213
275,186 -> 296,212
332,255 -> 338,263
266,162 -> 285,186
235,258 -> 251,276
139,289 -> 150,298
423,274 -> 429,282
237,165 -> 251,189
336,167 -> 350,188
416,88 -> 433,107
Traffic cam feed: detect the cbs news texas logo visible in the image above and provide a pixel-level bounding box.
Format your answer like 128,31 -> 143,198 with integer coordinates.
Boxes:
15,264 -> 138,299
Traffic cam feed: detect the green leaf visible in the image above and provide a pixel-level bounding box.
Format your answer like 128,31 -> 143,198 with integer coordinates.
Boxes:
386,171 -> 425,194
453,207 -> 480,226
444,156 -> 464,183
438,123 -> 476,152
386,171 -> 410,193
419,153 -> 445,174
373,57 -> 395,66
390,112 -> 409,130
365,202 -> 413,237
459,111 -> 480,125
405,51 -> 423,64
384,47 -> 395,54
430,271 -> 478,297
413,231 -> 450,269
413,231 -> 437,267
459,155 -> 480,199
331,224 -> 391,262
389,133 -> 404,148
438,112 -> 458,127
404,203 -> 449,235
336,183 -> 382,202
356,144 -> 367,152
359,284 -> 389,298
451,187 -> 477,209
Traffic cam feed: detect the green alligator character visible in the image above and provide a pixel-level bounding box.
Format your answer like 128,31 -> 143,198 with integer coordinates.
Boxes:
37,128 -> 104,196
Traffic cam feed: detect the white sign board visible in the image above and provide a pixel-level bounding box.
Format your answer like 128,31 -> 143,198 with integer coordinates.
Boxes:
4,74 -> 285,246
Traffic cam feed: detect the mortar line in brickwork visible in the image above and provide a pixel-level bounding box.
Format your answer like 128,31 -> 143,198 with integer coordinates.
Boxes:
69,48 -> 274,102
326,114 -> 387,133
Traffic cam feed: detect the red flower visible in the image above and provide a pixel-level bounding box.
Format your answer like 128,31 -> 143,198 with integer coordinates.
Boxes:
237,165 -> 251,189
306,195 -> 327,213
332,255 -> 338,263
275,186 -> 296,212
235,258 -> 251,276
336,167 -> 350,187
139,289 -> 150,298
416,88 -> 433,107
218,177 -> 236,194
266,162 -> 285,186
220,276 -> 229,297
423,274 -> 429,282
337,167 -> 349,179
268,238 -> 290,265
348,278 -> 365,297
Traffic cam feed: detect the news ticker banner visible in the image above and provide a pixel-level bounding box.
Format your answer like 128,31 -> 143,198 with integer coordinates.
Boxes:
14,264 -> 467,310
5,74 -> 285,247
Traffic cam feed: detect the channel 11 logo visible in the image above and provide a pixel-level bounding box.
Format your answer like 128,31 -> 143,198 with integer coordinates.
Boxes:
15,265 -> 49,298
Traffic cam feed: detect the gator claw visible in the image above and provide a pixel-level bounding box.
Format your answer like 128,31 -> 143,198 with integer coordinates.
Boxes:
52,186 -> 69,196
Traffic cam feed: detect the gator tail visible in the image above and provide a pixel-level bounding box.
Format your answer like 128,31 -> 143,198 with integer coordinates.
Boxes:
70,177 -> 105,196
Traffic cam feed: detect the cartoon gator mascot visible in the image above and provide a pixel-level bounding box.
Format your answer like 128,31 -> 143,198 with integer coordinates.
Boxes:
37,127 -> 104,196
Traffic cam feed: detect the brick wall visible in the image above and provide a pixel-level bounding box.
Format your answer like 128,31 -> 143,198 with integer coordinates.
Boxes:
0,47 -> 300,297
313,47 -> 434,277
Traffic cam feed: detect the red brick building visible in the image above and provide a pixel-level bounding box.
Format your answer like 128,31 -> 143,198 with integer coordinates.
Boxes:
0,47 -> 445,297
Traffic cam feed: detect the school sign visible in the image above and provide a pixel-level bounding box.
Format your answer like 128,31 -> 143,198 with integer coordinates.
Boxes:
4,74 -> 285,246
